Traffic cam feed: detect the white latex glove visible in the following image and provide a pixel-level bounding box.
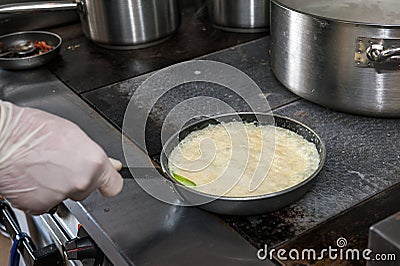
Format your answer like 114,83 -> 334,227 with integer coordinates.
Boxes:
0,100 -> 124,215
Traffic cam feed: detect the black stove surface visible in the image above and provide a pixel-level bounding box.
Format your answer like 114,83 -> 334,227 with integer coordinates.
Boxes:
80,36 -> 400,262
47,0 -> 265,94
274,182 -> 400,265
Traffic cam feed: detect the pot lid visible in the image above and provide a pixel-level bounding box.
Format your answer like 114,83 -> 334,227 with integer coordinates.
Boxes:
274,0 -> 400,26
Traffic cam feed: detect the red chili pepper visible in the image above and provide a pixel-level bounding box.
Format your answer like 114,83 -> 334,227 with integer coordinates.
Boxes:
34,40 -> 54,53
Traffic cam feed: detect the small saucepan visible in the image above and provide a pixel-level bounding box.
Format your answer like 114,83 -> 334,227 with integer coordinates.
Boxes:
208,0 -> 270,33
0,31 -> 62,70
160,113 -> 326,215
0,0 -> 181,49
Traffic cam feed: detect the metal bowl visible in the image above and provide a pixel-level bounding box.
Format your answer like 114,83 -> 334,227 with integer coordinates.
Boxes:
160,113 -> 326,215
0,31 -> 62,70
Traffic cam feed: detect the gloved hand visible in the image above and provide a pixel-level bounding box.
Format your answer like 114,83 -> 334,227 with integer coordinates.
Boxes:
0,100 -> 124,215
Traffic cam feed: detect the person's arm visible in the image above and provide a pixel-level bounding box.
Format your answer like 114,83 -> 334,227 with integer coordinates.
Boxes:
0,100 -> 123,215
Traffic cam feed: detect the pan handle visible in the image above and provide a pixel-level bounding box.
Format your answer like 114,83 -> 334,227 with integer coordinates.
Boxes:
367,44 -> 400,62
0,1 -> 78,14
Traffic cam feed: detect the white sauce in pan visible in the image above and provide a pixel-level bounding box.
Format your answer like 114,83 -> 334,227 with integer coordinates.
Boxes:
168,122 -> 320,197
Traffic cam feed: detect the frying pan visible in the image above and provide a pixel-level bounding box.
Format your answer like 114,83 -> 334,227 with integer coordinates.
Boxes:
160,113 -> 326,215
0,31 -> 61,70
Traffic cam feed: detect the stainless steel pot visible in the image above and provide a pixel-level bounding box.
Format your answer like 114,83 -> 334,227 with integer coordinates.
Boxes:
0,31 -> 62,70
0,0 -> 181,49
0,0 -> 79,35
270,0 -> 400,117
208,0 -> 270,33
160,113 -> 326,215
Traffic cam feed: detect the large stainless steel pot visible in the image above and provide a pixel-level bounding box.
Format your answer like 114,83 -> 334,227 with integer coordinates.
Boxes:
270,0 -> 400,116
0,0 -> 181,49
209,0 -> 270,33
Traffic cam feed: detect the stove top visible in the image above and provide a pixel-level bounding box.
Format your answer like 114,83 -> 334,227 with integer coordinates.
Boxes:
0,69 -> 269,265
1,1 -> 399,265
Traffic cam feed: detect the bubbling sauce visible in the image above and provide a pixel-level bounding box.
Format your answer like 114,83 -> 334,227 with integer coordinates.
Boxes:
168,122 -> 320,197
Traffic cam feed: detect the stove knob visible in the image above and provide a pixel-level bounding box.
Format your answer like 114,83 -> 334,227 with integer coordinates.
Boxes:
65,236 -> 104,264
